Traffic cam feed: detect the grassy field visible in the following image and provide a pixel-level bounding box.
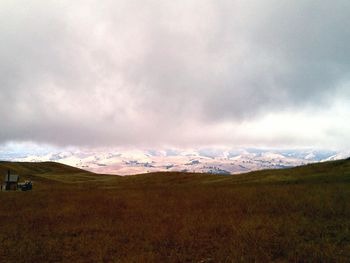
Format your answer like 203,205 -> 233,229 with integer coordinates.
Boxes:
1,160 -> 350,262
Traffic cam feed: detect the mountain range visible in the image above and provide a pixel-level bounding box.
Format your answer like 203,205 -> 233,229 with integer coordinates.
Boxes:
1,148 -> 348,175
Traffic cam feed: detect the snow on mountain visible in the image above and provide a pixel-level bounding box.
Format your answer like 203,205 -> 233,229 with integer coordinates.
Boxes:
2,148 -> 347,176
322,151 -> 350,161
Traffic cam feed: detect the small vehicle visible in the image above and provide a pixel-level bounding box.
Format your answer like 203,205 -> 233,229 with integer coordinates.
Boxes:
18,181 -> 33,191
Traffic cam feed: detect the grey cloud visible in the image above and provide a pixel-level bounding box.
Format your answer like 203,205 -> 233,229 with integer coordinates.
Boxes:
0,0 -> 349,147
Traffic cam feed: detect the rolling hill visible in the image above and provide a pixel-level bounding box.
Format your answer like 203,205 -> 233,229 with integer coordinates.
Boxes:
0,161 -> 90,176
1,159 -> 350,262
1,158 -> 350,187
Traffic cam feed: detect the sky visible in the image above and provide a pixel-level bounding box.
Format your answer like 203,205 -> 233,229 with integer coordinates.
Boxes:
1,0 -> 350,151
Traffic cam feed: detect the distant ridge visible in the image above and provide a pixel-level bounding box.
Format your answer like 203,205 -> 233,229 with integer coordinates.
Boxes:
0,161 -> 92,176
1,158 -> 350,186
7,148 -> 345,176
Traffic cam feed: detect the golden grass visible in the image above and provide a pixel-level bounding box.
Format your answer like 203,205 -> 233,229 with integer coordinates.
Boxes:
1,160 -> 350,262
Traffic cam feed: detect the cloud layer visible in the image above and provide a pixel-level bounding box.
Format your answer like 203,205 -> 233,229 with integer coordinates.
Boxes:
1,0 -> 350,148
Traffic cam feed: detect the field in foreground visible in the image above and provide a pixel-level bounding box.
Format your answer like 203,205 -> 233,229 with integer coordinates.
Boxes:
1,160 -> 350,262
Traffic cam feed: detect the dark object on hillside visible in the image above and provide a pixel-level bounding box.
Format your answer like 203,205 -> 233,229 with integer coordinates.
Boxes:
1,170 -> 20,190
1,170 -> 32,191
18,181 -> 33,191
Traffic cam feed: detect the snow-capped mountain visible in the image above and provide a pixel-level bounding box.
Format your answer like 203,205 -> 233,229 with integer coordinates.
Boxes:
1,148 -> 347,176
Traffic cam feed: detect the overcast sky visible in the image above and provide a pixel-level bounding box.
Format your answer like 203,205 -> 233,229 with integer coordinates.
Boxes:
1,0 -> 350,150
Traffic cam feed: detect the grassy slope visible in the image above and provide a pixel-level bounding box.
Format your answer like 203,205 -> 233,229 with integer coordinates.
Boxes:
1,158 -> 350,186
0,161 -> 87,175
0,161 -> 101,187
1,160 -> 350,262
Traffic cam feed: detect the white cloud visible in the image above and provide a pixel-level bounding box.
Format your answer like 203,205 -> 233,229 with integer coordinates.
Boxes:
0,0 -> 349,149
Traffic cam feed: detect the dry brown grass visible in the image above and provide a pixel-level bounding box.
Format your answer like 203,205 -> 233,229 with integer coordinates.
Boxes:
1,160 -> 350,262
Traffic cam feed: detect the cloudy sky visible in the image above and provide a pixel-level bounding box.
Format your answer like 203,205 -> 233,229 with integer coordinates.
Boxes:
1,0 -> 350,151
